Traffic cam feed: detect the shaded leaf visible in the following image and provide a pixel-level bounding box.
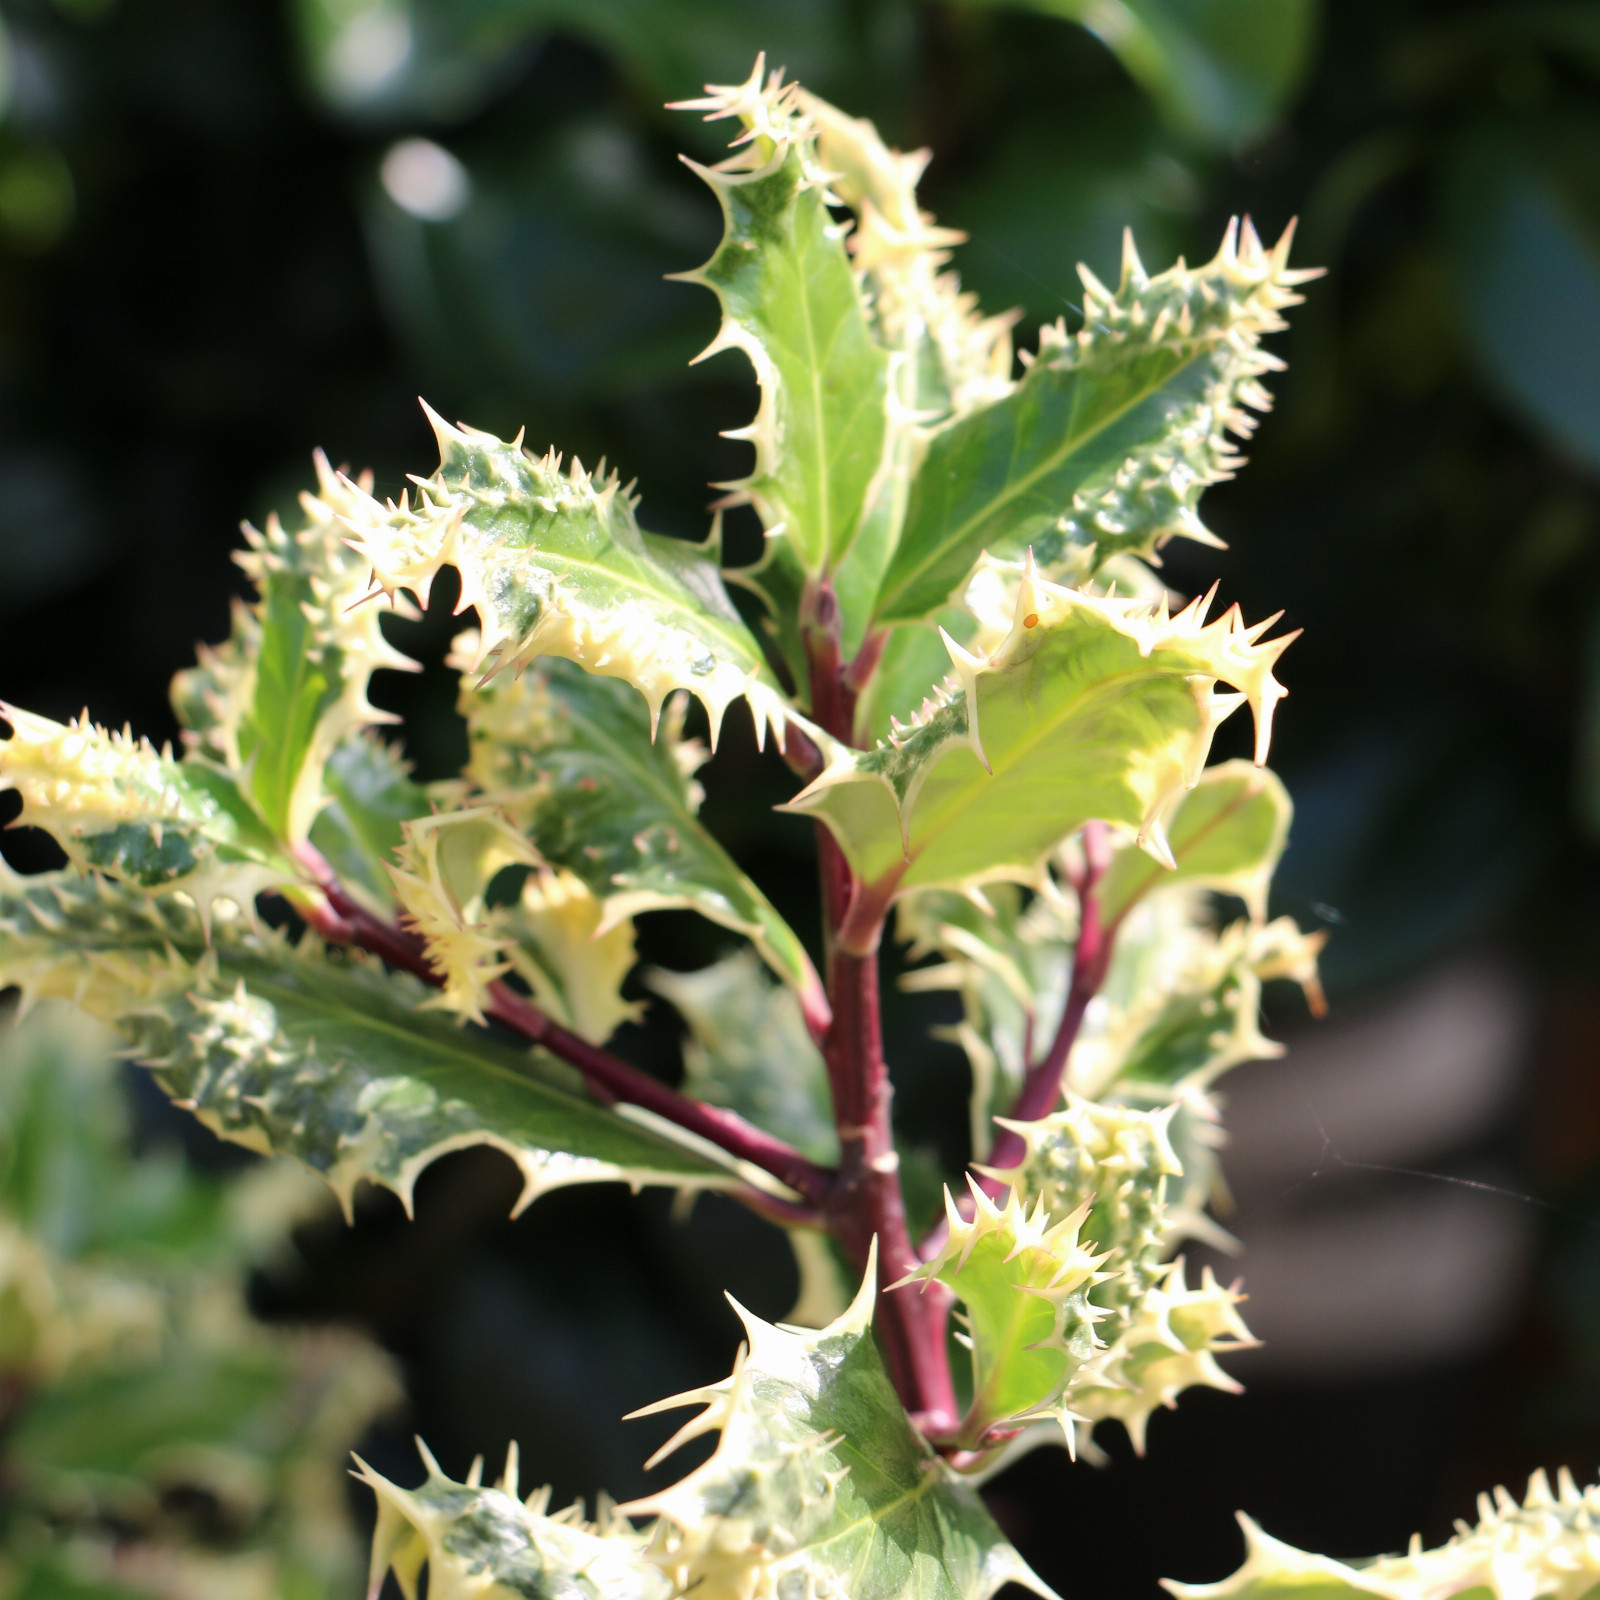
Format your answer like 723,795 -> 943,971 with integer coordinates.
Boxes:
456,651 -> 824,1021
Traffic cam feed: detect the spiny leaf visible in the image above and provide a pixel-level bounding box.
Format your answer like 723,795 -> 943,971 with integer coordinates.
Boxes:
646,949 -> 836,1164
789,560 -> 1294,904
504,866 -> 640,1046
0,868 -> 747,1218
453,647 -> 825,1027
306,730 -> 430,917
359,1445 -> 668,1600
386,807 -> 542,1024
1164,1468 -> 1600,1600
339,407 -> 792,748
622,1250 -> 1056,1600
1062,1256 -> 1252,1453
173,451 -> 419,845
871,221 -> 1316,626
1099,758 -> 1293,925
0,705 -> 293,922
898,1181 -> 1102,1440
673,60 -> 892,582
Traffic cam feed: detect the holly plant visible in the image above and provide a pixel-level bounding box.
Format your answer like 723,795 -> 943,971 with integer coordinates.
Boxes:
1,56 -> 1580,1600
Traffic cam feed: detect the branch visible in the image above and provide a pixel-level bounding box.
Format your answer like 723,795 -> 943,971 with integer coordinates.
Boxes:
980,820 -> 1115,1181
804,612 -> 960,1437
288,859 -> 833,1210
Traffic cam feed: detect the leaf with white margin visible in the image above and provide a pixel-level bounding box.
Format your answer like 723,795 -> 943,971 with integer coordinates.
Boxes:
171,451 -> 419,845
339,406 -> 793,748
622,1244 -> 1056,1600
871,221 -> 1317,626
1164,1468 -> 1600,1600
672,60 -> 891,581
1098,759 -> 1293,926
0,705 -> 293,924
0,867 -> 743,1219
359,1442 -> 669,1600
788,560 -> 1294,909
898,1181 -> 1103,1443
453,647 -> 826,1030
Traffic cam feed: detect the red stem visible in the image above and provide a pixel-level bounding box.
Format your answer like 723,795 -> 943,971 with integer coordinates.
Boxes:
978,821 -> 1115,1186
804,599 -> 959,1434
293,871 -> 832,1209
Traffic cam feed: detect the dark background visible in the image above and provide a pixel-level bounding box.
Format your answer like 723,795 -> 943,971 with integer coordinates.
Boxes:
4,0 -> 1600,1593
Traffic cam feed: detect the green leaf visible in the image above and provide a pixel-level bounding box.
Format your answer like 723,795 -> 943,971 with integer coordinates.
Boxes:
623,1254 -> 1055,1600
1098,758 -> 1294,924
0,705 -> 293,918
0,1004 -> 227,1267
675,64 -> 891,580
871,222 -> 1312,626
360,1447 -> 670,1600
1164,1470 -> 1600,1600
0,867 -> 752,1217
979,0 -> 1318,148
1444,115 -> 1600,475
791,564 -> 1293,904
340,408 -> 792,748
458,653 -> 825,1024
307,731 -> 430,916
171,453 -> 418,846
647,949 -> 836,1163
901,1184 -> 1101,1441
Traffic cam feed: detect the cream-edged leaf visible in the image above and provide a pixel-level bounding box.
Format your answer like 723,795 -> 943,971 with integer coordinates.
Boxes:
0,867 -> 743,1219
1098,759 -> 1294,925
455,649 -> 825,1027
0,705 -> 293,922
306,730 -> 430,917
899,1182 -> 1102,1444
872,220 -> 1316,625
339,410 -> 792,748
789,562 -> 1294,906
622,1252 -> 1056,1600
359,1447 -> 668,1600
674,62 -> 891,583
1165,1470 -> 1600,1600
171,452 -> 419,845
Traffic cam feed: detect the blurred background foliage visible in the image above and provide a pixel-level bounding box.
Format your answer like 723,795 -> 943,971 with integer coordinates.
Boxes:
6,0 -> 1600,1595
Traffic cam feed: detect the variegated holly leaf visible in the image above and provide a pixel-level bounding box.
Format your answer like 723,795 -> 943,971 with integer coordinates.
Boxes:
172,452 -> 418,845
360,1445 -> 669,1600
1165,1470 -> 1600,1600
899,1182 -> 1102,1443
0,866 -> 749,1218
1099,759 -> 1293,926
673,62 -> 891,587
339,407 -> 792,749
454,648 -> 825,1029
306,731 -> 430,917
646,949 -> 836,1164
789,561 -> 1293,912
622,1251 -> 1056,1600
871,222 -> 1316,626
0,705 -> 293,922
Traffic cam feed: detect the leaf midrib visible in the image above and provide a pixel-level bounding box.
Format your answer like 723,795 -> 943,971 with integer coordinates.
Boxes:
877,333 -> 1215,617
